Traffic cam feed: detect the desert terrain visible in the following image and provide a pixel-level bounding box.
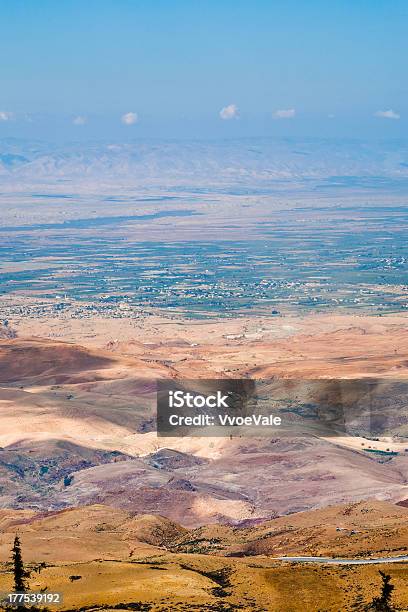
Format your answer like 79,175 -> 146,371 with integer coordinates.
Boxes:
0,313 -> 408,522
0,312 -> 407,610
0,500 -> 407,611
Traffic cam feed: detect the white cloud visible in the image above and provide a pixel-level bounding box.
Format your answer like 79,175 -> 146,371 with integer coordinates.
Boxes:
121,111 -> 138,125
72,115 -> 87,125
219,104 -> 239,120
374,109 -> 400,120
0,111 -> 14,121
273,108 -> 296,119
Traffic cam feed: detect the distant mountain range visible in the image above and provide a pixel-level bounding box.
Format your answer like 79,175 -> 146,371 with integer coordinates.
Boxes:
1,138 -> 408,192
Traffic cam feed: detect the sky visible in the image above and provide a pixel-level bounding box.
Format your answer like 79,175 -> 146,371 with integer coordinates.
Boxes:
0,0 -> 407,140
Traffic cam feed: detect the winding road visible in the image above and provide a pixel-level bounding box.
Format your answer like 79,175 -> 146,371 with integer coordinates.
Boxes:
274,555 -> 408,565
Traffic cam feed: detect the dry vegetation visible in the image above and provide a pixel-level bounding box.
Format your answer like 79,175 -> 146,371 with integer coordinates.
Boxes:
0,501 -> 407,611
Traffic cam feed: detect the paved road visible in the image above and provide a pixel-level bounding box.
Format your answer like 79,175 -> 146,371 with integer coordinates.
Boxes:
274,555 -> 408,565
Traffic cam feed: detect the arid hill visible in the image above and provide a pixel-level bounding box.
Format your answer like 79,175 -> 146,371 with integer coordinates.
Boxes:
0,321 -> 407,525
0,501 -> 407,611
0,499 -> 407,562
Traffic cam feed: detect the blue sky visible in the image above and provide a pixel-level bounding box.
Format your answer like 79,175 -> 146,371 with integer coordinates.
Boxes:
0,0 -> 407,139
